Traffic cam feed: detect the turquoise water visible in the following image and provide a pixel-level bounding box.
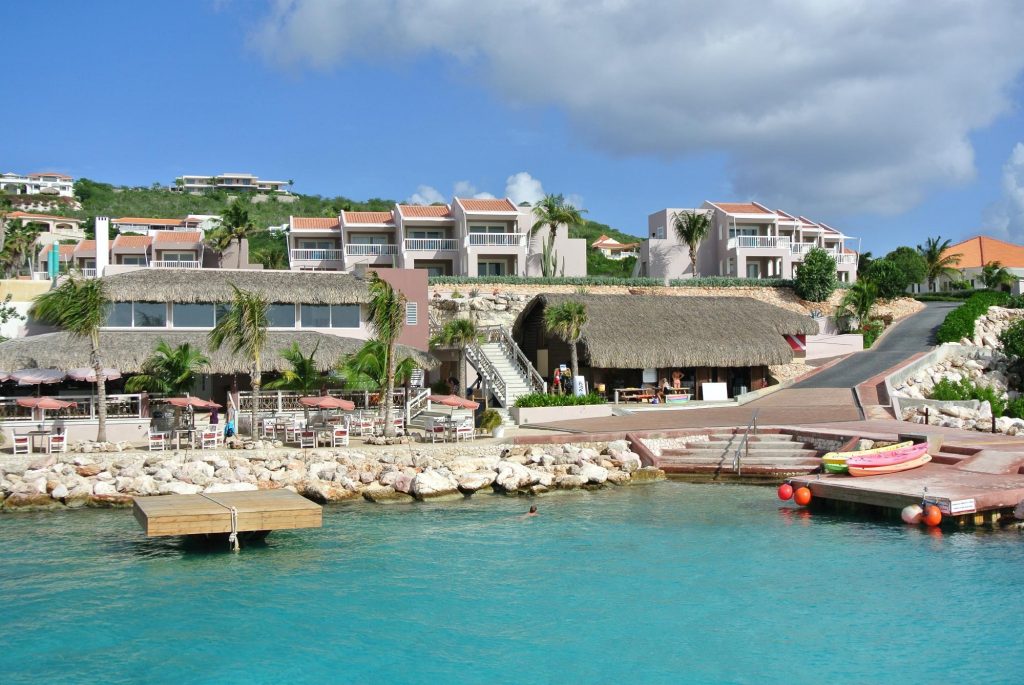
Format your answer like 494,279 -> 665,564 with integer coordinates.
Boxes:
1,483 -> 1021,684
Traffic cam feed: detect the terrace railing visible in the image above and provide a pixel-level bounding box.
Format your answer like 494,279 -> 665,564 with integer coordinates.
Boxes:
290,249 -> 344,262
345,244 -> 399,256
728,235 -> 791,250
465,342 -> 508,407
479,325 -> 547,395
467,233 -> 526,247
404,238 -> 458,252
0,393 -> 145,422
236,389 -> 406,414
150,260 -> 201,269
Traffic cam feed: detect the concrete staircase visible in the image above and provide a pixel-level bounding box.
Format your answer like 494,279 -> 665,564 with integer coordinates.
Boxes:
656,430 -> 823,481
476,341 -> 534,408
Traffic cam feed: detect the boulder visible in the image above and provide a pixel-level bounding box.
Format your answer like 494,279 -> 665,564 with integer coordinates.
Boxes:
361,483 -> 414,504
494,461 -> 533,492
158,482 -> 202,496
457,471 -> 496,493
50,484 -> 69,500
3,492 -> 62,510
554,474 -> 588,489
76,464 -> 102,477
28,454 -> 57,470
627,467 -> 666,483
92,482 -> 117,496
578,463 -> 609,484
204,482 -> 258,493
410,470 -> 461,500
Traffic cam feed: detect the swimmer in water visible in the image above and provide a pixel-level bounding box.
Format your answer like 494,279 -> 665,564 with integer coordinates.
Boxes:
523,505 -> 538,517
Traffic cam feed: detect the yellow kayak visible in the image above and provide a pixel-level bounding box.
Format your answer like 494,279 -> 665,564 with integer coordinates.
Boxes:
821,440 -> 913,465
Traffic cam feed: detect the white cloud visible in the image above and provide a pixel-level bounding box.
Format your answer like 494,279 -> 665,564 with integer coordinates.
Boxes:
253,0 -> 1024,215
453,180 -> 495,200
407,184 -> 445,205
982,143 -> 1024,240
565,193 -> 585,211
503,171 -> 545,206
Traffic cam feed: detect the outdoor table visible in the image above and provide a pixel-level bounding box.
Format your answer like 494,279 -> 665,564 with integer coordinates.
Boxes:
27,428 -> 53,453
175,428 -> 197,450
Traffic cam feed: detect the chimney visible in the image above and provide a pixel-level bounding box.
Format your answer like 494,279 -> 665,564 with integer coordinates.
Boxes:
95,216 -> 110,276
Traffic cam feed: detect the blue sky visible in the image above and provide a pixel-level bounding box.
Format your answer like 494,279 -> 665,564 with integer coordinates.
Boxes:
6,1 -> 1024,254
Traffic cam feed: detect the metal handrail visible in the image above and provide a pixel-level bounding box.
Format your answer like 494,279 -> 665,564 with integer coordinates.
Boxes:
466,341 -> 507,406
476,325 -> 547,395
406,387 -> 430,424
732,410 -> 758,476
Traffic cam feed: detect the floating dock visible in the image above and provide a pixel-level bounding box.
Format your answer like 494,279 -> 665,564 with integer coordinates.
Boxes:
133,489 -> 322,538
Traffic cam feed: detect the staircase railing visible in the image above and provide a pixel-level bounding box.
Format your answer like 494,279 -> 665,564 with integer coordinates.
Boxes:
479,325 -> 547,394
406,387 -> 430,424
732,410 -> 758,476
466,341 -> 508,407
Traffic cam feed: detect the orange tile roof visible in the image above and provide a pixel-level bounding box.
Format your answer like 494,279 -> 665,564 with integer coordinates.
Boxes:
112,235 -> 153,249
711,202 -> 773,214
41,244 -> 76,259
74,240 -> 96,252
114,217 -> 183,226
399,204 -> 452,218
7,211 -> 80,222
343,211 -> 395,225
941,235 -> 1024,269
28,172 -> 72,179
154,230 -> 202,243
292,217 -> 340,230
591,235 -> 638,249
457,198 -> 517,212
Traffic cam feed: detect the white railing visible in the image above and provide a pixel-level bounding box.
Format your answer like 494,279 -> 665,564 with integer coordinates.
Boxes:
237,389 -> 406,414
404,238 -> 458,251
468,233 -> 525,247
345,244 -> 399,256
729,235 -> 791,249
0,393 -> 144,422
835,253 -> 857,265
406,387 -> 431,424
290,249 -> 344,262
31,271 -> 50,281
789,245 -> 857,265
80,268 -> 97,278
150,260 -> 201,269
790,242 -> 819,256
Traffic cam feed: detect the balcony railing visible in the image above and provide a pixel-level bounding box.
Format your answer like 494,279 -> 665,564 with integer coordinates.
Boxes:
150,260 -> 201,269
835,253 -> 857,265
290,249 -> 344,263
80,268 -> 97,278
789,245 -> 857,265
468,233 -> 526,247
345,244 -> 398,256
404,238 -> 458,251
728,235 -> 791,249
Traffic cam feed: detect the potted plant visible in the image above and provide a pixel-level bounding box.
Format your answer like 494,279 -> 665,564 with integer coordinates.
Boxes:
479,409 -> 503,438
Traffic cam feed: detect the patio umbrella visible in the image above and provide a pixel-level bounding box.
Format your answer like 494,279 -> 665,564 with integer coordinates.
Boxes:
16,396 -> 77,422
165,396 -> 222,410
11,368 -> 66,386
429,394 -> 480,410
298,396 -> 356,411
67,368 -> 122,382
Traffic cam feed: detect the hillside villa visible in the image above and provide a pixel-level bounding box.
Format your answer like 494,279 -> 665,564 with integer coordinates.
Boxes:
0,171 -> 75,197
636,201 -> 858,282
174,173 -> 290,194
5,211 -> 85,246
909,235 -> 1024,293
591,235 -> 639,260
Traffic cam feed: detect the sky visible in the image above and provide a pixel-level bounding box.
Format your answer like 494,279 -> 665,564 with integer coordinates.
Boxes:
6,0 -> 1024,254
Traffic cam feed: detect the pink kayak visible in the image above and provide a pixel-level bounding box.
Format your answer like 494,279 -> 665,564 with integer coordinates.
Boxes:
846,442 -> 929,468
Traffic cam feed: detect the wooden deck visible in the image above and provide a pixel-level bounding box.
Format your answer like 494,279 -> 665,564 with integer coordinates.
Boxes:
133,489 -> 322,537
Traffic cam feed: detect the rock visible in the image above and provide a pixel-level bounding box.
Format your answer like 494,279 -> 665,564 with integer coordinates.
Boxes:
457,471 -> 496,493
361,483 -> 414,504
204,482 -> 258,493
158,482 -> 202,495
410,470 -> 461,500
301,481 -> 358,503
494,461 -> 533,492
628,467 -> 666,483
526,468 -> 554,487
76,464 -> 102,477
554,474 -> 588,489
3,492 -> 62,510
392,472 -> 414,494
50,484 -> 69,500
449,456 -> 500,474
28,454 -> 57,470
92,482 -> 117,496
578,463 -> 608,484
606,469 -> 631,485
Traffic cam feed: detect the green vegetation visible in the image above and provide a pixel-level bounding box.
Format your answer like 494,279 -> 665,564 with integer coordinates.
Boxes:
861,246 -> 927,299
980,261 -> 1014,290
543,299 -> 588,380
929,377 -> 1008,418
337,340 -> 417,391
672,209 -> 711,279
572,218 -> 641,278
935,290 -> 1010,343
917,236 -> 963,291
531,194 -> 587,278
264,341 -> 331,421
430,318 -> 481,397
834,280 -> 881,347
861,319 -> 884,348
913,292 -> 977,302
478,409 -> 502,432
208,284 -> 270,436
999,319 -> 1024,371
366,273 -> 406,437
124,341 -> 210,395
513,392 -> 606,408
430,275 -> 817,288
793,248 -> 838,302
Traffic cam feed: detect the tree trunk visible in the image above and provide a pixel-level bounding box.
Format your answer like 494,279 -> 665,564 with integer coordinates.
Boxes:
382,339 -> 397,438
690,245 -> 699,279
251,356 -> 262,438
570,339 -> 580,395
459,344 -> 468,399
91,333 -> 107,443
237,237 -> 243,269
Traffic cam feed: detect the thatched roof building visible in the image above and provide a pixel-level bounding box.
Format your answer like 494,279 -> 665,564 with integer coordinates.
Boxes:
0,331 -> 436,375
101,269 -> 371,304
514,294 -> 817,368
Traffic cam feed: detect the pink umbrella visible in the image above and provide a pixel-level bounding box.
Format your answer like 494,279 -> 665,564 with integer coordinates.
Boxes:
429,394 -> 480,410
299,396 -> 356,411
165,396 -> 222,410
67,368 -> 122,382
11,369 -> 66,386
16,397 -> 77,410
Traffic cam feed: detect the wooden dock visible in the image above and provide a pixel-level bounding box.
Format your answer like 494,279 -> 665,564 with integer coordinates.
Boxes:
133,489 -> 322,538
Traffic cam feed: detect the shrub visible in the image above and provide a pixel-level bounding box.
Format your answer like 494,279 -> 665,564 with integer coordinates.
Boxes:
1004,295 -> 1024,309
478,409 -> 502,432
929,377 -> 1006,417
793,248 -> 838,302
513,392 -> 606,408
450,289 -> 464,299
1006,397 -> 1024,420
861,319 -> 884,348
864,258 -> 911,299
469,287 -> 480,298
428,275 -> 803,288
914,292 -> 976,302
883,246 -> 928,290
999,319 -> 1024,360
935,291 -> 1010,343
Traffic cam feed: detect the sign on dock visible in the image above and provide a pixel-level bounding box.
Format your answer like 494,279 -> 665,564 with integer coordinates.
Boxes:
133,489 -> 322,538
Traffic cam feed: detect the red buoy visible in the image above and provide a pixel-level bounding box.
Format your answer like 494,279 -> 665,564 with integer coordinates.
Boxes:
923,505 -> 942,527
794,487 -> 812,506
777,483 -> 794,501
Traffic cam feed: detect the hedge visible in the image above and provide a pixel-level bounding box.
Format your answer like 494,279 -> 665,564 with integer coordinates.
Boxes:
431,275 -> 802,288
513,392 -> 607,408
935,291 -> 1011,343
913,292 -> 978,302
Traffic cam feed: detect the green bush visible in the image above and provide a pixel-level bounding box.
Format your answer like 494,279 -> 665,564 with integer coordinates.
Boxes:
861,319 -> 884,348
882,246 -> 928,290
935,291 -> 1010,343
863,258 -> 911,299
478,409 -> 503,432
513,392 -> 606,408
430,275 -> 800,288
928,377 -> 1006,417
999,319 -> 1024,360
1006,397 -> 1024,420
793,248 -> 838,302
914,291 -> 977,302
1004,295 -> 1024,309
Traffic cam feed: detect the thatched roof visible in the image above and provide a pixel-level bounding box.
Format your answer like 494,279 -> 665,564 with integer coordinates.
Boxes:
100,269 -> 372,305
514,294 -> 818,368
0,331 -> 436,375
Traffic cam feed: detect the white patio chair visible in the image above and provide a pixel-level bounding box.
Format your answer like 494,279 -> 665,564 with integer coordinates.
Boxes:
148,430 -> 168,452
454,416 -> 475,442
425,418 -> 448,443
298,430 -> 316,449
12,434 -> 29,454
332,425 -> 349,447
260,418 -> 277,439
200,430 -> 221,449
48,431 -> 68,454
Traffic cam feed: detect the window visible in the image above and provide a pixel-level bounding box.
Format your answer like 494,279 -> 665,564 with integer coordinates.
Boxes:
160,251 -> 196,263
478,261 -> 505,276
119,255 -> 147,265
173,303 -> 216,328
301,304 -> 332,328
330,304 -> 359,328
469,225 -> 506,234
409,230 -> 444,239
298,240 -> 334,250
653,225 -> 665,239
267,304 -> 295,328
350,235 -> 387,244
106,302 -> 133,327
406,302 -> 418,326
82,259 -> 96,268
423,265 -> 446,277
134,302 -> 166,327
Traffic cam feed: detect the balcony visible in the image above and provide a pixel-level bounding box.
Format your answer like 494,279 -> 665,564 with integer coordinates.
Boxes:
150,260 -> 201,269
728,235 -> 791,249
291,248 -> 343,262
789,245 -> 857,265
345,244 -> 399,256
404,238 -> 458,252
468,233 -> 526,247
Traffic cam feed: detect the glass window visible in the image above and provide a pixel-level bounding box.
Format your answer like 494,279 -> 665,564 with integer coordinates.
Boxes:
267,303 -> 295,328
215,303 -> 231,322
161,252 -> 196,263
478,261 -> 505,276
301,304 -> 331,328
350,235 -> 387,245
298,240 -> 334,250
410,230 -> 443,239
173,303 -> 215,328
120,255 -> 147,265
106,302 -> 133,327
330,304 -> 360,328
134,302 -> 167,327
469,225 -> 505,234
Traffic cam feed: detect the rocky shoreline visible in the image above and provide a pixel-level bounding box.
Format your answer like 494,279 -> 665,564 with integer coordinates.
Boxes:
0,440 -> 665,512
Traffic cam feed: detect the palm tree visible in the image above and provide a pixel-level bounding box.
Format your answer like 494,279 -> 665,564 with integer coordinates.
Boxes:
337,339 -> 417,391
917,237 -> 962,291
264,341 -> 327,422
366,272 -> 406,437
125,341 -> 210,429
209,203 -> 258,268
672,209 -> 711,279
544,300 -> 588,387
834,280 -> 877,332
29,276 -> 111,441
530,194 -> 586,276
430,318 -> 480,398
980,261 -> 1014,291
857,251 -> 874,274
208,284 -> 269,436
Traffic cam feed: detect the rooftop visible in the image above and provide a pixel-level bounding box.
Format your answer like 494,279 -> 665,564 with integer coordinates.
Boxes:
115,217 -> 183,226
342,211 -> 395,225
941,235 -> 1024,269
291,217 -> 340,230
154,230 -> 202,244
398,204 -> 453,218
456,197 -> 518,213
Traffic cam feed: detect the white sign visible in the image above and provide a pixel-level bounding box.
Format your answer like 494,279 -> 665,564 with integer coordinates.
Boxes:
949,498 -> 977,515
642,368 -> 657,383
573,375 -> 587,397
701,382 -> 728,402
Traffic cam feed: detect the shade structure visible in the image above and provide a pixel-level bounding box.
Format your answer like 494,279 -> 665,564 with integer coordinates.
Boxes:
429,394 -> 480,409
299,396 -> 356,411
16,397 -> 77,410
164,396 -> 222,410
67,368 -> 123,382
11,368 -> 66,385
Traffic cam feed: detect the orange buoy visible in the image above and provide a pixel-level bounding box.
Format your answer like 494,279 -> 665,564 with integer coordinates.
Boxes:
923,505 -> 942,527
777,483 -> 794,501
793,487 -> 812,506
